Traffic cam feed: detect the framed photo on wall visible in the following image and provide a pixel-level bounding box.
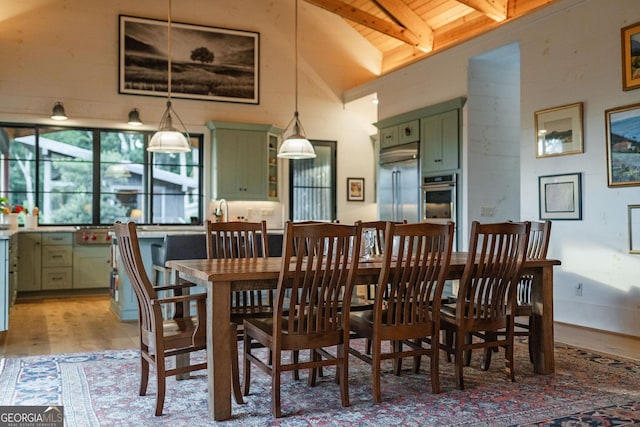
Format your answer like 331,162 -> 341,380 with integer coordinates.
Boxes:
535,102 -> 584,158
539,173 -> 582,220
621,21 -> 640,91
119,15 -> 259,104
347,177 -> 365,202
605,102 -> 640,187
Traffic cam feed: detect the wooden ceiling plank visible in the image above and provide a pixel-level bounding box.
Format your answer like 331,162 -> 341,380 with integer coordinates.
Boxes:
455,0 -> 508,21
373,0 -> 435,51
303,0 -> 431,50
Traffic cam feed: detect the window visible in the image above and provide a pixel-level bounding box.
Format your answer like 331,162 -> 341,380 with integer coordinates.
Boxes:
0,124 -> 203,225
289,140 -> 336,221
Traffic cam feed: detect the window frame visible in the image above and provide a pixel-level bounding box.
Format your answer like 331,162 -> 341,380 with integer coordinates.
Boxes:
288,139 -> 337,222
0,122 -> 204,226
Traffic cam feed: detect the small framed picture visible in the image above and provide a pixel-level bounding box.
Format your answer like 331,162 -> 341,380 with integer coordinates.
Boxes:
535,102 -> 584,158
605,102 -> 640,187
621,21 -> 640,91
539,173 -> 582,220
347,177 -> 364,202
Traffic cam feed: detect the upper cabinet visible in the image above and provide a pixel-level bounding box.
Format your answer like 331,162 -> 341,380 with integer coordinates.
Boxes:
376,97 -> 465,176
207,121 -> 282,201
421,109 -> 459,173
380,119 -> 420,149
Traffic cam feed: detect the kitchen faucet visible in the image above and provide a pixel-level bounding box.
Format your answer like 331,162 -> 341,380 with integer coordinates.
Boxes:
214,199 -> 228,222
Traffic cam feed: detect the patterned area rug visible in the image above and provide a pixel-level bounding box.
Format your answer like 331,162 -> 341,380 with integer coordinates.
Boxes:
1,341 -> 639,426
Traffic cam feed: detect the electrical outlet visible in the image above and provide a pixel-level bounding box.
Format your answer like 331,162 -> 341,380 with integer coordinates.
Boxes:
480,207 -> 495,217
575,282 -> 583,297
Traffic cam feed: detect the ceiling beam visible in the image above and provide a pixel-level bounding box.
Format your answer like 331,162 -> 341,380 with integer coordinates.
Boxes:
303,0 -> 433,52
456,0 -> 508,21
372,0 -> 434,51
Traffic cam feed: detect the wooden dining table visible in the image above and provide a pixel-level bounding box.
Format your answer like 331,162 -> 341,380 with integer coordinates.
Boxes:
167,253 -> 561,421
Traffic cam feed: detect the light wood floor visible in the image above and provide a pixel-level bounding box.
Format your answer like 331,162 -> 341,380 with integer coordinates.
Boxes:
1,293 -> 639,361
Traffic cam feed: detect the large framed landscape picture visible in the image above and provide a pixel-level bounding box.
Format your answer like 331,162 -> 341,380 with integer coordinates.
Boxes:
119,15 -> 259,104
605,103 -> 640,187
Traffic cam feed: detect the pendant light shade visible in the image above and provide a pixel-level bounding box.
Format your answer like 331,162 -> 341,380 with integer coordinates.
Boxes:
277,0 -> 316,160
51,102 -> 68,120
148,0 -> 190,153
148,101 -> 190,152
127,108 -> 143,126
278,112 -> 316,159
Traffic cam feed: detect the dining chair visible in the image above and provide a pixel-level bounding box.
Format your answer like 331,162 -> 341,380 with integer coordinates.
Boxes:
349,221 -> 454,402
440,220 -> 530,389
113,221 -> 207,416
481,220 -> 552,369
242,221 -> 362,417
204,219 -> 272,404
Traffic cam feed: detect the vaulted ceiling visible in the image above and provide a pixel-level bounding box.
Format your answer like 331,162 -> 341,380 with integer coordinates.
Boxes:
303,0 -> 557,74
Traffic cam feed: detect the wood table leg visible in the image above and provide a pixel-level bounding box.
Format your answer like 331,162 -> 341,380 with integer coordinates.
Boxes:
208,279 -> 232,420
530,265 -> 555,374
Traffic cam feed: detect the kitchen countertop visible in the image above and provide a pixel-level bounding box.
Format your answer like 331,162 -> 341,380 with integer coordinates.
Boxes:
1,225 -> 285,240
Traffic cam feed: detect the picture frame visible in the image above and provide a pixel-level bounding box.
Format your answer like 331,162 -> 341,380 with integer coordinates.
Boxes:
605,102 -> 640,187
119,15 -> 259,104
628,205 -> 640,254
347,177 -> 365,202
538,173 -> 582,220
535,102 -> 584,158
621,21 -> 640,91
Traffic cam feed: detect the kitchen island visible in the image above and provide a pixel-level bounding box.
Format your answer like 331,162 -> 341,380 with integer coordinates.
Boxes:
110,226 -> 284,321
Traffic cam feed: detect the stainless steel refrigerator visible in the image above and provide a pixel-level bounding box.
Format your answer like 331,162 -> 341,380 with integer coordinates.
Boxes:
378,142 -> 420,222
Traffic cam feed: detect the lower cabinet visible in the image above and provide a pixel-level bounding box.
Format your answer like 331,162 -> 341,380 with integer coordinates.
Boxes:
18,231 -> 110,291
73,245 -> 111,289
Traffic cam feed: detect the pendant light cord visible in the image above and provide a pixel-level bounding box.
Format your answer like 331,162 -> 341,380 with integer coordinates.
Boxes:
167,0 -> 173,102
294,0 -> 299,113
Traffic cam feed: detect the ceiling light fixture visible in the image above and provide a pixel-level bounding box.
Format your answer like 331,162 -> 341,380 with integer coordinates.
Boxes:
127,108 -> 143,126
51,102 -> 68,120
277,0 -> 316,159
147,0 -> 191,153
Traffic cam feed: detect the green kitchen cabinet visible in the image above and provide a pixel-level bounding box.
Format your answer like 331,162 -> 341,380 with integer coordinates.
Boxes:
207,121 -> 283,201
421,109 -> 459,173
18,232 -> 41,292
380,119 -> 420,149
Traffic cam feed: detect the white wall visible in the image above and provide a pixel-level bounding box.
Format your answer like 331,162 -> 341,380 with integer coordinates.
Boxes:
0,0 -> 378,226
350,0 -> 640,337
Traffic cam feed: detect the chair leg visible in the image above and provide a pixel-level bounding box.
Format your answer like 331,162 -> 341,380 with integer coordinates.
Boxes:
481,347 -> 493,371
338,343 -> 349,407
230,325 -> 245,404
139,354 -> 149,396
430,332 -> 441,394
463,333 -> 472,366
292,350 -> 300,380
392,341 -> 402,376
242,331 -> 252,396
454,331 -> 465,390
505,331 -> 516,382
271,351 -> 282,418
412,339 -> 421,373
308,350 -> 318,387
372,340 -> 382,403
445,329 -> 453,363
155,356 -> 166,416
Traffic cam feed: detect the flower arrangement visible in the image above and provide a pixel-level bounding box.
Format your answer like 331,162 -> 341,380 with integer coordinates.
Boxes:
0,198 -> 37,215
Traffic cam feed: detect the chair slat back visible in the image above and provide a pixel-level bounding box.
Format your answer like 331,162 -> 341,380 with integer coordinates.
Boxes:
113,221 -> 159,333
458,221 -> 530,324
205,220 -> 271,312
377,221 -> 454,327
276,222 -> 362,341
205,220 -> 268,259
517,220 -> 552,305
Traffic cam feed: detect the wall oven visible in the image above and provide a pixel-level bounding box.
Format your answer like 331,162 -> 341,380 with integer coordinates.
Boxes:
422,173 -> 457,223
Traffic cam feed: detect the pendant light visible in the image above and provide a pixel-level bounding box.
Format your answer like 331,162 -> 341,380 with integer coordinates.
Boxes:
127,108 -> 143,126
277,0 -> 316,159
51,102 -> 68,120
147,0 -> 191,153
